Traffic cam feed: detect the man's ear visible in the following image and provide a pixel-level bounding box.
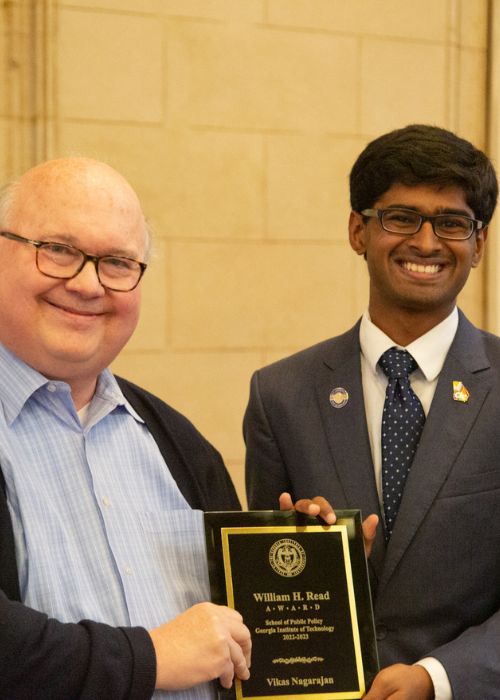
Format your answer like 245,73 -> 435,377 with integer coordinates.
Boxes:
349,210 -> 367,256
471,225 -> 488,268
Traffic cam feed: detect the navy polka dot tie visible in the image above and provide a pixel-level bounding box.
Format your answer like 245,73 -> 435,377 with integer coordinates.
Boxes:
379,347 -> 426,541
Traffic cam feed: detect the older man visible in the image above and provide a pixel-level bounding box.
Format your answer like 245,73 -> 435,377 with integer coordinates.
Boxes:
0,158 -> 250,699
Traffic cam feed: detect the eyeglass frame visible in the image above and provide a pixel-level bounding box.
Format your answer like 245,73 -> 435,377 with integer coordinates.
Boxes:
0,230 -> 147,291
360,208 -> 483,241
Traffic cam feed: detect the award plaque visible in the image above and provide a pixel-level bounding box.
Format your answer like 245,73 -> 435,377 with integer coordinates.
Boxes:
204,510 -> 378,700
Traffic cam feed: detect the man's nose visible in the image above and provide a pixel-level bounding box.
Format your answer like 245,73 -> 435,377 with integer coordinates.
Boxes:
64,259 -> 105,295
409,220 -> 442,252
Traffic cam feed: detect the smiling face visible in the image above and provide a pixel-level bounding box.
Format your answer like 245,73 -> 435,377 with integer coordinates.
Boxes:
349,182 -> 487,342
0,158 -> 148,406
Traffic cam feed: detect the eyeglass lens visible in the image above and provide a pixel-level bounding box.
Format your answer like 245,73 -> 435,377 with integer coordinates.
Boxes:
37,243 -> 142,290
381,209 -> 473,239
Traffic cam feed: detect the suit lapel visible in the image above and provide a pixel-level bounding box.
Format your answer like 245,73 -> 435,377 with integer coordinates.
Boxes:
378,313 -> 493,593
314,323 -> 386,579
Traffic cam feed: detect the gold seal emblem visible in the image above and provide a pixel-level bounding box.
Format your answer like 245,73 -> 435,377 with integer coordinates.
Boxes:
329,387 -> 349,409
269,538 -> 306,578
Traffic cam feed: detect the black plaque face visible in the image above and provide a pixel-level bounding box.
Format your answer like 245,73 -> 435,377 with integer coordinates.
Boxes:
204,510 -> 378,700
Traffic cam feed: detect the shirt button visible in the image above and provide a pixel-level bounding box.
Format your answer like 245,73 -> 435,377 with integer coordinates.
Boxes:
376,624 -> 388,640
123,565 -> 133,576
102,496 -> 112,508
47,383 -> 57,393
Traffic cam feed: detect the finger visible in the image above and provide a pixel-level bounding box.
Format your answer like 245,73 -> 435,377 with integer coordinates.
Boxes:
219,604 -> 244,623
240,630 -> 252,668
228,635 -> 250,681
310,496 -> 336,525
362,514 -> 379,557
219,607 -> 252,667
293,498 -> 320,516
211,611 -> 247,689
363,514 -> 379,540
279,493 -> 336,524
362,677 -> 389,699
229,623 -> 252,667
218,658 -> 235,690
278,492 -> 295,511
295,497 -> 336,525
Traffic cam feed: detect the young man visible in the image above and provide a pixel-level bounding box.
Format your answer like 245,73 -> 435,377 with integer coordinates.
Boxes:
244,125 -> 500,700
0,157 -> 250,698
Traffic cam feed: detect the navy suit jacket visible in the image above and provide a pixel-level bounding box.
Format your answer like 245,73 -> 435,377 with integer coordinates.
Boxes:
244,311 -> 500,700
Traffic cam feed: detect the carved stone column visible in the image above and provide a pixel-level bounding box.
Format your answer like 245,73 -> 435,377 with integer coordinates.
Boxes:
0,0 -> 57,179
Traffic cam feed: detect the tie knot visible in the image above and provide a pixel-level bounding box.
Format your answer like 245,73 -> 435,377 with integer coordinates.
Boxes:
379,347 -> 417,380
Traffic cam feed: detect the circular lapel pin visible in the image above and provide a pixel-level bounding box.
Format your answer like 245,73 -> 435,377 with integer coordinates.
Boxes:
329,387 -> 349,408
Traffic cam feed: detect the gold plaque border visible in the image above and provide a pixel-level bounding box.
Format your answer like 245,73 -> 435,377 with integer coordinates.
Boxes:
221,523 -> 365,700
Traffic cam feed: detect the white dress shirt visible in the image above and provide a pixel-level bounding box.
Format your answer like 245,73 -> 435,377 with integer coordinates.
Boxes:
359,308 -> 459,700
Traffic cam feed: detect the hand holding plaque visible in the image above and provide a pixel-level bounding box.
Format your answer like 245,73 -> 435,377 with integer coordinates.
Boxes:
205,510 -> 379,699
278,493 -> 380,559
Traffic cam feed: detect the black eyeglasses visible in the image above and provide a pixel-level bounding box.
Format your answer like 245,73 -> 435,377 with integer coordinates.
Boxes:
361,208 -> 483,241
0,230 -> 147,292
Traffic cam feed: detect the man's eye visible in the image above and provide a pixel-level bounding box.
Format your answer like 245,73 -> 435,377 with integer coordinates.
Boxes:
104,257 -> 133,270
439,217 -> 468,229
385,211 -> 418,225
43,243 -> 79,258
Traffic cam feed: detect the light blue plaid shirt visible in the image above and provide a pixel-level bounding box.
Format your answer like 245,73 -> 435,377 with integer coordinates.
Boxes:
0,343 -> 215,699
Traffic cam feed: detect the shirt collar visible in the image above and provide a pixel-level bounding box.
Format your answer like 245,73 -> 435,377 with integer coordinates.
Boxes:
0,343 -> 143,425
92,370 -> 144,424
0,344 -> 50,424
360,307 -> 459,381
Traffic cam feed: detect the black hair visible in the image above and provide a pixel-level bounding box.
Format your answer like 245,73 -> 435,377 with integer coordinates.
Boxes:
349,124 -> 498,225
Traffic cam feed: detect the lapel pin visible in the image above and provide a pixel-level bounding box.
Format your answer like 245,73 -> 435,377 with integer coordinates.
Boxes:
329,387 -> 349,409
452,381 -> 470,403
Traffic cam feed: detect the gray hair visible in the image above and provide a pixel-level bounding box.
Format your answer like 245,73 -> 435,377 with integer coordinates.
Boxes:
0,179 -> 21,229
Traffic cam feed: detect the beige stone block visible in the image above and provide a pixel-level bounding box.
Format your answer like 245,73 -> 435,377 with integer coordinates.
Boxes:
56,122 -> 170,220
455,49 -> 487,147
167,21 -> 357,131
263,349 -> 299,366
126,238 -> 168,351
458,257 -> 485,325
261,256 -> 368,361
160,130 -> 264,238
0,120 -> 9,183
58,0 -> 162,12
171,242 -> 264,349
170,241 -> 358,350
267,134 -> 365,241
58,9 -> 163,122
459,0 -> 488,48
262,243 -> 357,346
112,349 -> 261,466
160,0 -> 263,21
0,33 -> 7,118
59,0 -> 264,21
0,116 -> 34,181
267,0 -> 448,42
0,4 -> 33,121
360,39 -> 446,135
57,123 -> 264,239
260,277 -> 364,360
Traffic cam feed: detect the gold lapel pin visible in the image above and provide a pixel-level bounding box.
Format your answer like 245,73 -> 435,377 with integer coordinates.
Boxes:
329,387 -> 349,409
452,381 -> 470,403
